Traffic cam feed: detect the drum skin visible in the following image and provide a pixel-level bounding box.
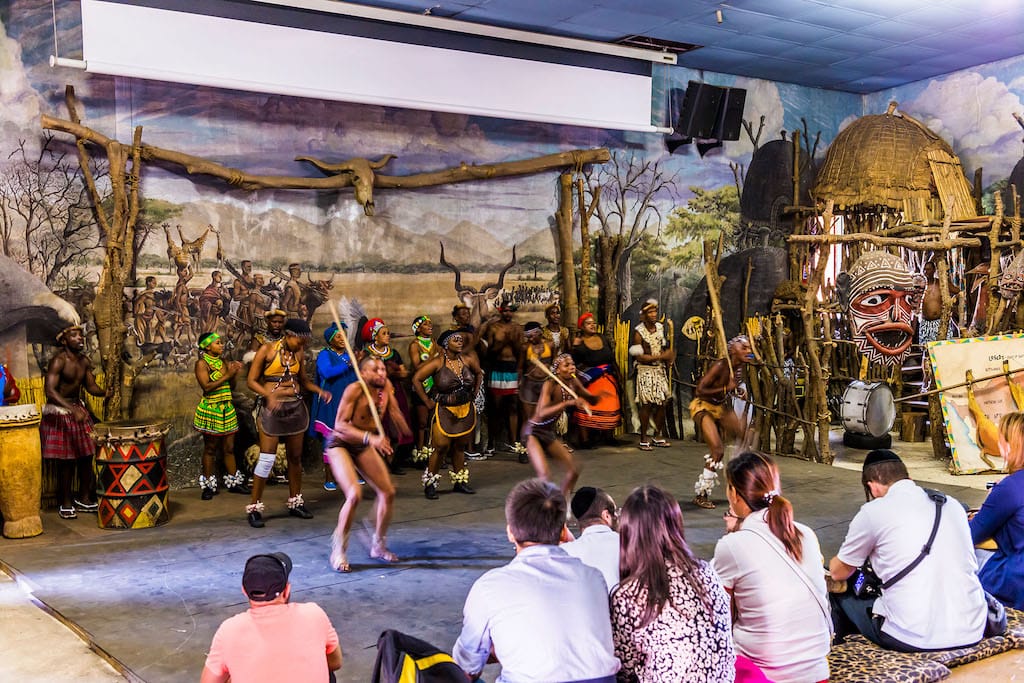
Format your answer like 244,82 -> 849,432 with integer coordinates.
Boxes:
841,380 -> 896,438
0,405 -> 43,538
93,421 -> 171,529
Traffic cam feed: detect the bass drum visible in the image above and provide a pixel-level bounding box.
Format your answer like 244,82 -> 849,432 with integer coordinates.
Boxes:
841,380 -> 895,438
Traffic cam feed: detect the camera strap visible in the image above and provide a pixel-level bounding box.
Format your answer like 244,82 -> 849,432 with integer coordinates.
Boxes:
741,525 -> 834,636
880,488 -> 946,590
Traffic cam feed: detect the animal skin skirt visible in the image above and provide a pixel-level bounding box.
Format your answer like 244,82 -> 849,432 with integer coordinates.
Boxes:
259,396 -> 309,437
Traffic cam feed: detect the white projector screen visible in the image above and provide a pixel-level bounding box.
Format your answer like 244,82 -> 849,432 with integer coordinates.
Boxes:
80,0 -> 657,132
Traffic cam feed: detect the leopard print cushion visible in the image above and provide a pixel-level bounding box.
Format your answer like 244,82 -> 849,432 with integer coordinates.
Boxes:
919,636 -> 1012,667
1005,607 -> 1024,648
827,635 -> 951,683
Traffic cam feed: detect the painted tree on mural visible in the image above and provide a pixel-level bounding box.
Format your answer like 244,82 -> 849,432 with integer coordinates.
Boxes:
664,184 -> 740,284
585,151 -> 677,332
0,136 -> 108,289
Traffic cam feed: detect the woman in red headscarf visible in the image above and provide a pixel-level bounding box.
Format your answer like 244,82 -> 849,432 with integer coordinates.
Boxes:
571,312 -> 622,448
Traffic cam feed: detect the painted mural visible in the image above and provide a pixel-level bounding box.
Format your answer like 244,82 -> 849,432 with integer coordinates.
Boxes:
5,0 -> 1024,479
0,1 -> 862,379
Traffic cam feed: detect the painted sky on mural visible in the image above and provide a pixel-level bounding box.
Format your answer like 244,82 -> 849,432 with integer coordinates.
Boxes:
868,53 -> 1024,183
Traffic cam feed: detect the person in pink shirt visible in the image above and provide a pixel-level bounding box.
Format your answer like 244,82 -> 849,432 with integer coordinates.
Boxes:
201,552 -> 342,682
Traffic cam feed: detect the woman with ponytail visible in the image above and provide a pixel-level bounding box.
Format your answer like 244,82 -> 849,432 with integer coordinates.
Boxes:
712,451 -> 831,683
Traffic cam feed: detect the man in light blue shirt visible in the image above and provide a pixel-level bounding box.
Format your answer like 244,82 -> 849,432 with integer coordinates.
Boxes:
562,487 -> 620,592
452,478 -> 619,683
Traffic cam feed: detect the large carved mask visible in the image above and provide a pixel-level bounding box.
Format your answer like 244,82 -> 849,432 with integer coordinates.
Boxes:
837,251 -> 920,366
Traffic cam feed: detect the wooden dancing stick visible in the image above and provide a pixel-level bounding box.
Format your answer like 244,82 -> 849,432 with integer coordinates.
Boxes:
328,299 -> 385,437
530,357 -> 593,415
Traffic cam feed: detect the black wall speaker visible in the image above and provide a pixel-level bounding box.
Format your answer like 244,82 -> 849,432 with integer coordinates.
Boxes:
714,87 -> 747,141
676,81 -> 723,139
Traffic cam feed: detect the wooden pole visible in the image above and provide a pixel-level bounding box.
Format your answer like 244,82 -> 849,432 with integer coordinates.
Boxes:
556,172 -> 580,331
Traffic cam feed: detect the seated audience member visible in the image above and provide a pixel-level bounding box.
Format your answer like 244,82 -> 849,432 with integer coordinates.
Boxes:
452,478 -> 619,682
611,484 -> 734,682
562,486 -> 620,592
713,452 -> 831,683
201,552 -> 342,683
828,449 -> 987,651
970,412 -> 1024,609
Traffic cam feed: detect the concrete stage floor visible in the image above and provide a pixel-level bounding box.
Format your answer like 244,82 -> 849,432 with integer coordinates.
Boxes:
0,431 -> 1007,682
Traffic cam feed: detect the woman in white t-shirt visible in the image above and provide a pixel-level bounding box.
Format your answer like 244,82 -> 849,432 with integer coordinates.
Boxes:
712,451 -> 832,683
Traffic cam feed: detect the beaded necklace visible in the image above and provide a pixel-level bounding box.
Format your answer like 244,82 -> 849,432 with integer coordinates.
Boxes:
415,336 -> 434,362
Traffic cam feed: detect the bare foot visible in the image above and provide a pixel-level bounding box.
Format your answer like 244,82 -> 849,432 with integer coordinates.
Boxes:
330,532 -> 351,573
370,536 -> 398,563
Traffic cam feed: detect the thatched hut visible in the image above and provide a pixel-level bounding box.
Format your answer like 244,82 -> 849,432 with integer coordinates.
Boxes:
812,101 -> 975,225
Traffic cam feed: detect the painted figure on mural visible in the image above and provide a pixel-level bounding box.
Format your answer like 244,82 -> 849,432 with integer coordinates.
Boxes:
631,299 -> 673,450
412,329 -> 483,500
281,263 -> 304,319
690,335 -> 755,509
408,315 -> 438,463
838,250 -> 921,368
193,332 -> 250,500
198,270 -> 227,335
245,318 -> 329,528
326,356 -> 411,571
41,325 -> 108,520
173,262 -> 197,348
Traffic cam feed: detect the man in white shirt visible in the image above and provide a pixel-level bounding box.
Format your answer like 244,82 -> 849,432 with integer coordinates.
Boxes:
562,487 -> 620,592
828,449 -> 987,651
453,478 -> 620,682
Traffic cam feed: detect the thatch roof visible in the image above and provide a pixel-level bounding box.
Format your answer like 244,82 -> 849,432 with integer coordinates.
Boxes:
812,102 -> 975,223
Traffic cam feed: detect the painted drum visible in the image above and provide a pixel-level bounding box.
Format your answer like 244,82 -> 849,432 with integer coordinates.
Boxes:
0,404 -> 43,538
841,380 -> 896,438
93,421 -> 171,529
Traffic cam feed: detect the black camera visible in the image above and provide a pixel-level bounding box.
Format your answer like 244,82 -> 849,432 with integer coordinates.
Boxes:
850,564 -> 882,599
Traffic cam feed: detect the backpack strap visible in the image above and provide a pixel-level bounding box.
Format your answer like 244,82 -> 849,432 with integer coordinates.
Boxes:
881,488 -> 946,590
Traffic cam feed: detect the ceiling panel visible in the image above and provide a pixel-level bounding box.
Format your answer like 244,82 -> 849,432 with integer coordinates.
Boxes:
324,0 -> 1024,93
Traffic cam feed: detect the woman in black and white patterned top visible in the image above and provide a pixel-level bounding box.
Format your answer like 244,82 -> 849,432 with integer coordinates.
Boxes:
610,484 -> 735,683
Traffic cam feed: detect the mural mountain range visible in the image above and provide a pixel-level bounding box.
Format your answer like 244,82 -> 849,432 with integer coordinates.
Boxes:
155,200 -> 556,266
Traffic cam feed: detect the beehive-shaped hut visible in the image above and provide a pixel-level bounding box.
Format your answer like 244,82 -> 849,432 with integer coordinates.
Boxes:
812,101 -> 976,224
740,138 -> 814,245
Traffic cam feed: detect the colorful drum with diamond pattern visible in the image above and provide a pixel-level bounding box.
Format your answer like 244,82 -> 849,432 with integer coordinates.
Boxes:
0,404 -> 43,538
93,421 -> 171,529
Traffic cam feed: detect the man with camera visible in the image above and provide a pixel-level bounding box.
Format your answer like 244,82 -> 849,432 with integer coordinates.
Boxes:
827,449 -> 987,651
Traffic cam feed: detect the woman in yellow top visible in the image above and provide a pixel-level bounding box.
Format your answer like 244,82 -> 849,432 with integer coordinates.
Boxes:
245,318 -> 330,528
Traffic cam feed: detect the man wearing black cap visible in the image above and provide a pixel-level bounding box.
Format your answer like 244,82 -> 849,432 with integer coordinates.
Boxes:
202,552 -> 342,682
562,487 -> 620,592
827,449 -> 987,651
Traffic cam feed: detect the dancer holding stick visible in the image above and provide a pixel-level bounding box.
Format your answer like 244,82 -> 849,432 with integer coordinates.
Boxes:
323,302 -> 410,570
523,353 -> 601,497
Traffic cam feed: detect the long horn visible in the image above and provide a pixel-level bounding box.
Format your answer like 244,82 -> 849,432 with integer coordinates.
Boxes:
483,245 -> 518,292
439,241 -> 472,294
368,154 -> 396,170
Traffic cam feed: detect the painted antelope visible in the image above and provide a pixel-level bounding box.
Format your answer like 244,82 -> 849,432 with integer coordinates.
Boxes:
439,241 -> 517,329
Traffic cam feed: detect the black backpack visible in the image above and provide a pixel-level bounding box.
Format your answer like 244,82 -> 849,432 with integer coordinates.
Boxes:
371,629 -> 467,683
